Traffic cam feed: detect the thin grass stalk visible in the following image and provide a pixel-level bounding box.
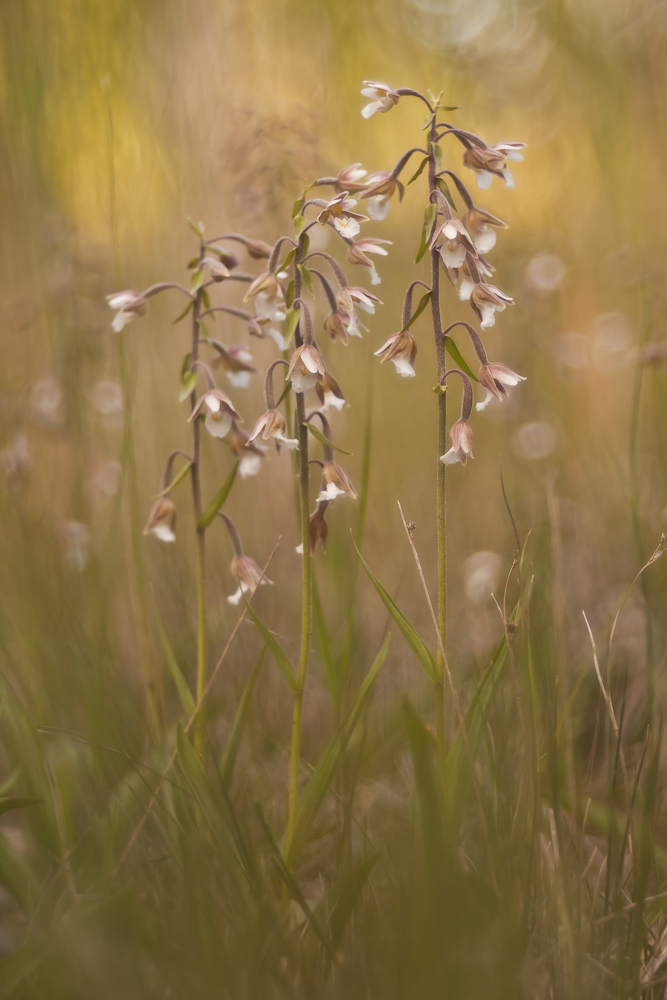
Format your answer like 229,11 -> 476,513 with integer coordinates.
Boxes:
190,244 -> 207,757
428,119 -> 447,769
287,237 -> 312,846
107,89 -> 161,743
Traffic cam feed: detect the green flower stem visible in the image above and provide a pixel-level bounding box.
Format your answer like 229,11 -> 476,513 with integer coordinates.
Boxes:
190,247 -> 207,757
429,118 -> 448,771
287,239 -> 312,847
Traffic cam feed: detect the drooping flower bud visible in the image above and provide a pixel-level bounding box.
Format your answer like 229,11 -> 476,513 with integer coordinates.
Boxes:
248,408 -> 299,450
347,238 -> 392,286
296,501 -> 330,556
316,371 -> 346,413
317,461 -> 357,501
143,496 -> 177,543
374,330 -> 417,378
476,363 -> 526,411
360,171 -> 404,221
470,282 -> 514,330
287,345 -> 326,395
440,419 -> 474,466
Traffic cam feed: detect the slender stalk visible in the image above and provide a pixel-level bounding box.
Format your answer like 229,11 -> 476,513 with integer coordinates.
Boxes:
287,239 -> 312,846
429,118 -> 448,768
190,243 -> 207,756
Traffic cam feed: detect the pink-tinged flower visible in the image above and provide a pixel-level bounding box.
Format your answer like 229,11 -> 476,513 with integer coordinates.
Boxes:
244,270 -> 288,317
189,388 -> 241,440
228,554 -> 272,606
210,344 -> 257,389
296,501 -> 329,556
476,362 -> 526,411
440,419 -> 474,466
143,496 -> 177,543
336,163 -> 368,193
106,290 -> 148,333
287,344 -> 326,394
317,461 -> 357,502
463,141 -> 526,190
360,81 -> 400,119
317,192 -> 369,239
470,282 -> 514,329
324,311 -> 350,346
374,330 -> 417,378
347,237 -> 392,286
229,424 -> 268,478
453,255 -> 494,301
201,257 -> 231,281
316,372 -> 346,413
462,208 -> 508,255
431,218 -> 477,269
248,408 -> 299,450
360,171 -> 404,221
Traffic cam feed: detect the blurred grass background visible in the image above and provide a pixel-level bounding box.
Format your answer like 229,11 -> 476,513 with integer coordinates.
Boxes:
1,0 -> 666,996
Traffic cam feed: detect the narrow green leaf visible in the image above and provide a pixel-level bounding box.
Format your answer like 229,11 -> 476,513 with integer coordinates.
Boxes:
155,461 -> 193,498
284,634 -> 390,867
294,216 -> 307,238
407,157 -> 429,186
155,615 -> 195,717
421,112 -> 435,130
416,203 -> 437,264
243,603 -> 298,692
276,379 -> 292,406
190,269 -> 204,294
187,216 -> 204,237
402,291 -> 432,332
0,797 -> 41,818
438,103 -> 459,111
172,298 -> 194,324
304,422 -> 352,456
300,233 -> 310,257
179,371 -> 197,402
197,461 -> 239,530
313,579 -> 337,700
278,247 -> 297,274
187,256 -> 199,269
285,278 -> 295,308
353,541 -> 437,680
435,176 -> 457,212
431,142 -> 443,171
283,308 -> 300,348
292,197 -> 303,219
201,288 -> 211,310
444,336 -> 479,382
219,647 -> 266,788
329,853 -> 379,947
298,264 -> 314,297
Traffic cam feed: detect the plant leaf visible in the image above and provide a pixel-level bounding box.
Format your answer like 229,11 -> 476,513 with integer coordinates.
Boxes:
293,216 -> 307,238
172,298 -> 194,324
298,264 -> 314,297
0,797 -> 41,818
283,308 -> 300,348
328,853 -> 379,947
189,269 -> 205,295
353,541 -> 437,680
407,157 -> 429,186
435,176 -> 457,212
155,614 -> 195,717
416,203 -> 437,264
197,462 -> 239,530
242,602 -> 298,692
219,647 -> 266,788
284,634 -> 390,868
187,216 -> 204,237
402,291 -> 432,332
154,461 -> 193,498
444,336 -> 478,382
431,142 -> 443,171
303,422 -> 352,456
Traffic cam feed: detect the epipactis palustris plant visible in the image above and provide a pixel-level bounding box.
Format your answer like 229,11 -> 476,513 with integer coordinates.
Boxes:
359,80 -> 526,762
106,160 -> 393,839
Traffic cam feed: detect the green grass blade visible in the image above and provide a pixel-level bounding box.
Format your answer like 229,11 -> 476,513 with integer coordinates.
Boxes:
243,601 -> 298,692
353,540 -> 437,680
219,646 -> 266,788
197,461 -> 239,530
155,613 -> 196,717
